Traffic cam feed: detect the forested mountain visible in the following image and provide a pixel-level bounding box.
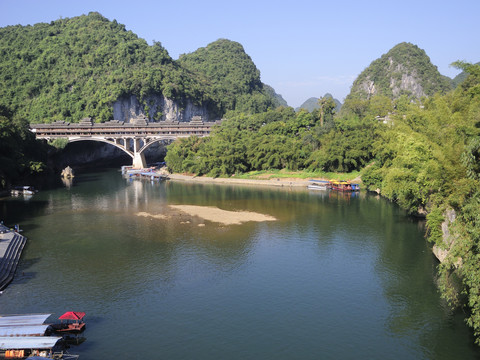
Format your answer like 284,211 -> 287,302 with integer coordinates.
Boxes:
264,84 -> 288,107
295,94 -> 341,112
178,39 -> 277,116
347,42 -> 452,100
0,13 -> 281,123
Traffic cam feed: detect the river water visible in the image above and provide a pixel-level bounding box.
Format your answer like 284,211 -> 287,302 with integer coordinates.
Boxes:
0,169 -> 479,359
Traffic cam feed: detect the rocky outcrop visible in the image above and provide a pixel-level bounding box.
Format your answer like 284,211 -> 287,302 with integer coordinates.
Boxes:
433,209 -> 460,265
61,166 -> 75,178
347,42 -> 451,101
113,94 -> 210,123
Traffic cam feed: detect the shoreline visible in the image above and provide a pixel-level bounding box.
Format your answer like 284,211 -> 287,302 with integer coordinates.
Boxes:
167,173 -> 314,188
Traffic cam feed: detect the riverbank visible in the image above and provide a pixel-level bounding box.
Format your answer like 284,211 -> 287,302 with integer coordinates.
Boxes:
168,173 -> 315,188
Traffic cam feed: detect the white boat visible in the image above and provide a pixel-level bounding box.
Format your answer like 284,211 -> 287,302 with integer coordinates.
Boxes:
11,186 -> 37,196
22,186 -> 37,195
307,180 -> 330,190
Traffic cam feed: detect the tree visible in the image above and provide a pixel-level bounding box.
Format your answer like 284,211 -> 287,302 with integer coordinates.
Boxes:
318,96 -> 336,126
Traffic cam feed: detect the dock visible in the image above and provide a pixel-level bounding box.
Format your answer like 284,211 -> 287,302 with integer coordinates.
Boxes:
0,224 -> 27,291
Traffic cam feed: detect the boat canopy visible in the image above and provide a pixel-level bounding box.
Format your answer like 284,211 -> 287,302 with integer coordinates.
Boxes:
0,325 -> 49,337
0,314 -> 51,327
58,312 -> 85,320
0,336 -> 61,350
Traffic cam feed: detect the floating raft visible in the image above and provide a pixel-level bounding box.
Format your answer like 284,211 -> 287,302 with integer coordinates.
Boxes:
0,224 -> 27,291
0,313 -> 52,337
0,336 -> 62,349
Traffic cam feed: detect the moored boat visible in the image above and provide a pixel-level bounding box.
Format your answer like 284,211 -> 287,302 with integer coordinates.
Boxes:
307,180 -> 330,190
10,186 -> 37,196
330,180 -> 360,192
49,312 -> 85,334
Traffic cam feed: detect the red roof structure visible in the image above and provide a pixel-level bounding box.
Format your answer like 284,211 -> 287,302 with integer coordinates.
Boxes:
58,312 -> 85,320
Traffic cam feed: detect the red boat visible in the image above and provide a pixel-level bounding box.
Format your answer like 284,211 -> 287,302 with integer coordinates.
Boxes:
50,311 -> 86,333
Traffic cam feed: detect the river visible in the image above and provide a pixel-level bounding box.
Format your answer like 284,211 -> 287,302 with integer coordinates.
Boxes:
0,169 -> 479,359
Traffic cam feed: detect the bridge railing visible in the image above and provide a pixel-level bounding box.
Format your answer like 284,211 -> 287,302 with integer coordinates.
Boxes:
30,120 -> 221,139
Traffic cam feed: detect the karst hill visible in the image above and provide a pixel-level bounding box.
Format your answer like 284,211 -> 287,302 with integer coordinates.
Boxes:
0,12 -> 281,123
347,42 -> 452,101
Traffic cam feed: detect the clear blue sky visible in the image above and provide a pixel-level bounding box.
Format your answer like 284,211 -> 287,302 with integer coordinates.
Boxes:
1,0 -> 479,107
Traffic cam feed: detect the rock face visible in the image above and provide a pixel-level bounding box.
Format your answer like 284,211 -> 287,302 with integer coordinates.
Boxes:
113,95 -> 210,123
61,166 -> 75,178
433,209 -> 458,264
347,42 -> 451,100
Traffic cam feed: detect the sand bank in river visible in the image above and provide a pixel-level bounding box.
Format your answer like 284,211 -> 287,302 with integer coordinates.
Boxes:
137,205 -> 277,226
170,205 -> 276,225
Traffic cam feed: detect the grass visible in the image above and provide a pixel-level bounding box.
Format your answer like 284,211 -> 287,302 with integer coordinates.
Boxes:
234,169 -> 362,181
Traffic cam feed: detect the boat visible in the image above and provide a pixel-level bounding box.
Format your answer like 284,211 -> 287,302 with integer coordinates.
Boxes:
0,336 -> 68,359
49,312 -> 85,334
0,313 -> 81,359
10,186 -> 37,196
22,186 -> 37,195
329,180 -> 360,192
307,180 -> 330,190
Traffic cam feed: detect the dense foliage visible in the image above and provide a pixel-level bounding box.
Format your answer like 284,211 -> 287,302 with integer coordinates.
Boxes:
0,14 -> 278,123
178,39 -> 277,117
2,16 -> 480,344
166,62 -> 480,344
348,42 -> 452,100
0,106 -> 47,189
295,94 -> 342,112
165,96 -> 376,176
361,62 -> 480,343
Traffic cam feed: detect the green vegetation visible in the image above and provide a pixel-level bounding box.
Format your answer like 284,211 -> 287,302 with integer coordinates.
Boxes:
295,94 -> 342,112
0,106 -> 47,189
263,84 -> 288,108
178,39 -> 277,117
361,62 -> 480,343
348,42 -> 452,100
233,169 -> 361,181
0,14 -> 278,123
49,137 -> 69,149
2,17 -> 480,345
165,98 -> 376,177
166,61 -> 480,344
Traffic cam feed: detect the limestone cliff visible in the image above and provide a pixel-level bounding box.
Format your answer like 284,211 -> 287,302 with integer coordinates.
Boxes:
433,209 -> 461,266
347,42 -> 452,100
113,95 -> 210,123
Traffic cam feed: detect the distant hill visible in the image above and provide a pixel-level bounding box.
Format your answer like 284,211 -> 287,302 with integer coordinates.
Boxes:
452,62 -> 480,88
295,94 -> 341,112
0,14 -> 280,122
347,42 -> 452,100
264,84 -> 288,107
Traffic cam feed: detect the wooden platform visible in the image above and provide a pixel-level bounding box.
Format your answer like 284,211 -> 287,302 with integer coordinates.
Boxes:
0,224 -> 27,291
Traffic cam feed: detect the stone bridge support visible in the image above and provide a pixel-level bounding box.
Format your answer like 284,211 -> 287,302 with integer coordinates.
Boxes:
133,153 -> 147,169
133,138 -> 147,168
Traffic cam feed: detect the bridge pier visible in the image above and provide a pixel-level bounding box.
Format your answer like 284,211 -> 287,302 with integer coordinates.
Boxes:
132,138 -> 147,168
133,152 -> 147,169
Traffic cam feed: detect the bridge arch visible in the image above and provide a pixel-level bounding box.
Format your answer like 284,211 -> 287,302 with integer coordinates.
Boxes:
68,137 -> 134,159
136,136 -> 181,154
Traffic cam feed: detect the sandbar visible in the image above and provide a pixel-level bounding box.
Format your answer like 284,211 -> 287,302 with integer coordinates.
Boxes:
170,205 -> 276,225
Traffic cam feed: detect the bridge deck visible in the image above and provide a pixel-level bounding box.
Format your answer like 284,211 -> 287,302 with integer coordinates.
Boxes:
31,120 -> 221,139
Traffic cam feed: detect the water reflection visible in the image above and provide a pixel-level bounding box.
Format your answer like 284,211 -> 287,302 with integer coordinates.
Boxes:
0,170 -> 479,360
